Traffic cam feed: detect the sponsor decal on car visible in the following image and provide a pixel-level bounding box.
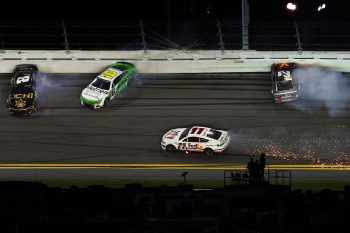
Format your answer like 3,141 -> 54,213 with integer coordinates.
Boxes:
99,68 -> 122,80
188,143 -> 203,149
88,86 -> 109,95
15,93 -> 34,99
15,99 -> 27,108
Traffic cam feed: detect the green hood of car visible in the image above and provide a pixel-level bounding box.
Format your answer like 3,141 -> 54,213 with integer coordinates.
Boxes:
80,95 -> 102,105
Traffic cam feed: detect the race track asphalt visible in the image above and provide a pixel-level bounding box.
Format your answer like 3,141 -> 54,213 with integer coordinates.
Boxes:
0,73 -> 349,180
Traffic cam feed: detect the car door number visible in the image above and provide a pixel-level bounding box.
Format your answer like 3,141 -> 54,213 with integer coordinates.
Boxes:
178,143 -> 187,150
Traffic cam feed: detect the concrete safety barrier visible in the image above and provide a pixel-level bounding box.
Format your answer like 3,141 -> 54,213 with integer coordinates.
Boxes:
1,50 -> 350,73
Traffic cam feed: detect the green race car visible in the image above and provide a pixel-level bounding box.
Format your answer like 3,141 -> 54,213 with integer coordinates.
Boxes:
80,62 -> 137,109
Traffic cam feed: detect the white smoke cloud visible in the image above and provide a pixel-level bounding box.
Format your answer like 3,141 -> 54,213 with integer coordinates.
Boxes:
131,74 -> 142,86
291,67 -> 350,116
32,73 -> 81,116
35,73 -> 63,107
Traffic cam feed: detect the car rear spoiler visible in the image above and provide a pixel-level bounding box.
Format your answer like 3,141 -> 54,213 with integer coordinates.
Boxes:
14,64 -> 38,73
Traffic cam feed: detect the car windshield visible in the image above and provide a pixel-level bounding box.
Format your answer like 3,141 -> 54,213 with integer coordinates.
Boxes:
179,128 -> 190,140
277,80 -> 293,91
17,71 -> 31,77
11,85 -> 33,93
206,129 -> 222,140
91,78 -> 111,90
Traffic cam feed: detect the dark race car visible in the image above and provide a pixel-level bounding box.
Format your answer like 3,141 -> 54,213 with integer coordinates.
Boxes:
271,62 -> 301,103
7,64 -> 39,115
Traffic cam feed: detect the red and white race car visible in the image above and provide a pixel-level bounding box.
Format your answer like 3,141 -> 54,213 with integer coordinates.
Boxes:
161,126 -> 230,155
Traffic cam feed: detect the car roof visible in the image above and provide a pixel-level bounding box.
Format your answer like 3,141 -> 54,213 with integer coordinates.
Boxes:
274,71 -> 294,82
187,126 -> 212,138
97,67 -> 124,81
16,70 -> 33,77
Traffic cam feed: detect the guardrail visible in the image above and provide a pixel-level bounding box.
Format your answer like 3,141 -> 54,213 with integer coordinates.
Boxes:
224,169 -> 292,187
1,50 -> 350,73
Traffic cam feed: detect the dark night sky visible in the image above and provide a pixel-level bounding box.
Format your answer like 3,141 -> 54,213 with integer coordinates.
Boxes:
1,0 -> 349,21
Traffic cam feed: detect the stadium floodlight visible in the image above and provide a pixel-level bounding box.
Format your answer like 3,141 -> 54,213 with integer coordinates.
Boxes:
317,3 -> 326,12
286,2 -> 297,11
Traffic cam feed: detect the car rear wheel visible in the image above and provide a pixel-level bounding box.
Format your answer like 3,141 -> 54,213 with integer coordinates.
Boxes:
204,148 -> 214,156
166,145 -> 176,152
102,98 -> 109,107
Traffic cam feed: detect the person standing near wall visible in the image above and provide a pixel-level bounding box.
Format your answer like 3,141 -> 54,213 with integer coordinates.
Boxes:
247,158 -> 254,183
259,153 -> 266,180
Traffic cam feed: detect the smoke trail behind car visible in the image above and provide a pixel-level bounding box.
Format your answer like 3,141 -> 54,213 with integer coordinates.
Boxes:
35,73 -> 64,107
32,73 -> 94,116
291,67 -> 350,116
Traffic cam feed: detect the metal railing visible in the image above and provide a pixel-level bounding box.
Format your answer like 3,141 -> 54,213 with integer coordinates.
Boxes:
224,169 -> 292,187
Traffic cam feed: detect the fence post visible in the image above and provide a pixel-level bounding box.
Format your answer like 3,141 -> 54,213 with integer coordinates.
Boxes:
289,171 -> 292,188
0,23 -> 4,51
166,0 -> 172,40
216,20 -> 225,54
294,20 -> 302,54
241,0 -> 249,50
303,21 -> 308,50
139,20 -> 148,55
61,20 -> 70,54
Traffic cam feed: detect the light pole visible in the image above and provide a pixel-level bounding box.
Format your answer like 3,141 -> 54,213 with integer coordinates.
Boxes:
181,172 -> 188,185
286,2 -> 302,54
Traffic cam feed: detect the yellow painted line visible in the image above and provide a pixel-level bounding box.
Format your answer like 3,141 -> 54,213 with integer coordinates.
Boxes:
0,167 -> 349,171
0,164 -> 220,167
0,167 -> 99,170
0,164 -> 349,170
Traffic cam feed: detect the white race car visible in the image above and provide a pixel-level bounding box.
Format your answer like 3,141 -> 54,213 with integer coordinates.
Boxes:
161,126 -> 230,155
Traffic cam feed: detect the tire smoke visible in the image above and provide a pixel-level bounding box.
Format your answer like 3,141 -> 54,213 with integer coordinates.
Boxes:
290,67 -> 350,116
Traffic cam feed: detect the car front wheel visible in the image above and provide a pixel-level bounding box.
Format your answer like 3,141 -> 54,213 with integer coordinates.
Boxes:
204,148 -> 214,156
102,98 -> 108,107
166,145 -> 176,152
